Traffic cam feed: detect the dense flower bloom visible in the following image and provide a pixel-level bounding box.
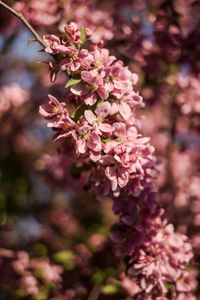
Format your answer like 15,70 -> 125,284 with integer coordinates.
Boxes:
40,21 -> 195,299
0,0 -> 199,298
119,213 -> 196,299
127,222 -> 193,293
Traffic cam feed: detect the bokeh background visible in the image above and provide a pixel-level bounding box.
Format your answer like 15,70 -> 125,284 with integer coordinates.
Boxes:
0,0 -> 200,299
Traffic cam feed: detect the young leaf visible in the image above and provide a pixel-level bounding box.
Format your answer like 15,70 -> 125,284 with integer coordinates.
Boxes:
53,250 -> 75,270
101,284 -> 121,295
65,78 -> 81,89
80,27 -> 86,44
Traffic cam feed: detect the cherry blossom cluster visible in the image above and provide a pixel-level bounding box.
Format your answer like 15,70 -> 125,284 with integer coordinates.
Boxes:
170,146 -> 200,252
13,0 -> 114,44
121,221 -> 195,299
176,73 -> 200,115
111,186 -> 196,299
0,245 -> 93,299
0,249 -> 62,297
40,22 -> 195,298
13,0 -> 60,26
0,83 -> 28,116
41,22 -> 155,198
62,2 -> 114,44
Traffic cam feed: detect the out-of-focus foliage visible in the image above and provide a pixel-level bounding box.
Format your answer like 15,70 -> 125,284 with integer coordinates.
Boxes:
0,0 -> 200,299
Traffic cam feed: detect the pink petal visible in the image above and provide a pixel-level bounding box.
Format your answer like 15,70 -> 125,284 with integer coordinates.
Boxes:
104,140 -> 119,153
87,132 -> 102,152
90,151 -> 101,162
110,103 -> 119,115
111,178 -> 118,192
99,123 -> 113,133
70,61 -> 81,72
60,58 -> 71,70
84,93 -> 97,106
118,171 -> 129,187
97,86 -> 109,100
106,54 -> 116,66
81,71 -> 93,83
81,70 -> 98,84
132,73 -> 138,85
113,122 -> 126,137
84,110 -> 96,125
95,101 -> 111,118
70,83 -> 84,96
55,44 -> 69,53
119,102 -> 132,120
105,166 -> 116,181
77,139 -> 87,154
39,104 -> 52,117
94,74 -> 103,86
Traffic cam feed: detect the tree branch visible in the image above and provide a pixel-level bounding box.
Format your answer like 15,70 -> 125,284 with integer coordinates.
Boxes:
0,0 -> 46,49
87,284 -> 100,300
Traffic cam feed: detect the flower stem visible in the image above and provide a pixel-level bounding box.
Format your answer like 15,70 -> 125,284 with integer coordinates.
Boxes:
0,0 -> 46,48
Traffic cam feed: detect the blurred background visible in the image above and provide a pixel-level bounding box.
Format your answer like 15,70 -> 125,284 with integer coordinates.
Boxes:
0,0 -> 200,299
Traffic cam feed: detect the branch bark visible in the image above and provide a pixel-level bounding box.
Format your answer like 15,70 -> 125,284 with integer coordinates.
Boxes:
87,284 -> 100,300
0,0 -> 46,49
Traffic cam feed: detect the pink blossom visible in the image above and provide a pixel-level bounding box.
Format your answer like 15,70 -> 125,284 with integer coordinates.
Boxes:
84,101 -> 113,134
111,91 -> 144,120
121,272 -> 141,296
80,69 -> 109,105
176,271 -> 197,293
64,22 -> 81,44
176,73 -> 200,115
20,272 -> 39,295
0,84 -> 28,115
39,95 -> 65,118
104,161 -> 129,196
43,34 -> 68,54
125,222 -> 194,296
74,125 -> 102,161
39,95 -> 76,134
60,47 -> 92,72
72,6 -> 114,44
92,47 -> 116,70
39,22 -> 196,299
33,260 -> 63,283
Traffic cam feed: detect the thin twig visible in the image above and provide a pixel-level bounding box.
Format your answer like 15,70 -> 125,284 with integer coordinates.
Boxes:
87,284 -> 100,300
0,0 -> 46,49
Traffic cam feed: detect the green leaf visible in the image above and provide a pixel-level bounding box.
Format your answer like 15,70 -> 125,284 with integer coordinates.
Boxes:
33,243 -> 47,257
92,271 -> 106,284
53,250 -> 75,270
101,137 -> 112,143
80,27 -> 86,44
65,77 -> 81,89
101,284 -> 120,295
33,288 -> 49,300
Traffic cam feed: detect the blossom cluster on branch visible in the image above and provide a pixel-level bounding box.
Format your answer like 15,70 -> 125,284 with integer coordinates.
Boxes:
40,22 -> 196,299
1,0 -> 200,298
